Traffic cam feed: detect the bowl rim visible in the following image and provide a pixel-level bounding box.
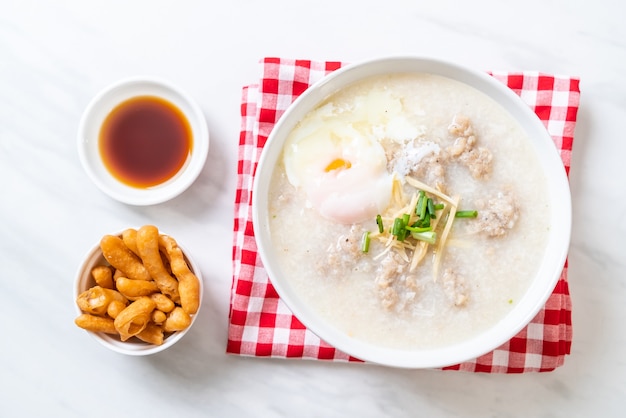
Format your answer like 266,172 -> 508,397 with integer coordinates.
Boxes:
252,55 -> 572,368
73,229 -> 203,356
77,76 -> 209,206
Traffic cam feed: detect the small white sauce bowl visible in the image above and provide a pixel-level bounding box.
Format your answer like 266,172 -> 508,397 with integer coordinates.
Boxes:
77,77 -> 209,205
73,231 -> 203,356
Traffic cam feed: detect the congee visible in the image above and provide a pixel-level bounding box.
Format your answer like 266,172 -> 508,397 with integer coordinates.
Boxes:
268,73 -> 550,350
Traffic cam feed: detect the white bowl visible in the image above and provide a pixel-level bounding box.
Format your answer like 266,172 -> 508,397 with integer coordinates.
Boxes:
77,77 -> 209,205
74,230 -> 203,355
252,56 -> 571,368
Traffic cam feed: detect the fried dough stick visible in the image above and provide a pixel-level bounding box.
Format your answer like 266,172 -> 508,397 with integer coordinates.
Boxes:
136,225 -> 181,303
100,235 -> 151,281
159,235 -> 200,315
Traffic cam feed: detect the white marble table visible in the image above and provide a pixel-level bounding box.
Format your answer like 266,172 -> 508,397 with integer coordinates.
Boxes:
1,1 -> 624,416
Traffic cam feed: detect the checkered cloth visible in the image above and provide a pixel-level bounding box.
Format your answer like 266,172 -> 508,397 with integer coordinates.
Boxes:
228,57 -> 580,372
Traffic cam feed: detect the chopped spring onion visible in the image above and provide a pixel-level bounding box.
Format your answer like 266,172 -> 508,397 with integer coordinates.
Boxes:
427,198 -> 436,219
361,231 -> 371,253
369,175 -> 472,277
455,210 -> 478,218
415,215 -> 431,228
410,230 -> 437,245
418,195 -> 428,220
392,217 -> 404,236
412,190 -> 441,223
405,225 -> 432,233
392,217 -> 409,241
376,214 -> 384,233
415,191 -> 425,216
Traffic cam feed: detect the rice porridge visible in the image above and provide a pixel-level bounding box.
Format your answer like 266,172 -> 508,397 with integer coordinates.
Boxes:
267,73 -> 550,350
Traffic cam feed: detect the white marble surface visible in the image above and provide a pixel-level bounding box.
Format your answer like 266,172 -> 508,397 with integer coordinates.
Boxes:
1,0 -> 624,416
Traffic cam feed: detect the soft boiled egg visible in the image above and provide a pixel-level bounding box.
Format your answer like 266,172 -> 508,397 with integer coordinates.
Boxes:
283,117 -> 393,225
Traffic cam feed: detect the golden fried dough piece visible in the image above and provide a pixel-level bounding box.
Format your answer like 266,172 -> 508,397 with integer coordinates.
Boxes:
101,235 -> 152,281
91,265 -> 114,289
115,277 -> 159,299
159,235 -> 200,315
113,269 -> 125,282
121,228 -> 140,257
136,323 -> 164,345
106,300 -> 127,319
150,293 -> 175,313
151,310 -> 167,325
113,296 -> 156,341
76,286 -> 127,316
136,225 -> 180,302
163,307 -> 191,332
75,314 -> 117,334
160,251 -> 173,274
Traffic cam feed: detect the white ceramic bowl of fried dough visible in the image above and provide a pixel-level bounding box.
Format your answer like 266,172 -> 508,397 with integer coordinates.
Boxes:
252,56 -> 571,368
73,229 -> 203,356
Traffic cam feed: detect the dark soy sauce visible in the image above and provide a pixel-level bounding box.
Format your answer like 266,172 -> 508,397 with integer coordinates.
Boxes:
99,96 -> 192,188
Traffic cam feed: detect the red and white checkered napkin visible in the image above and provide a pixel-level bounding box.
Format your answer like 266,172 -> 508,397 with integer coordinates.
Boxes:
228,57 -> 581,372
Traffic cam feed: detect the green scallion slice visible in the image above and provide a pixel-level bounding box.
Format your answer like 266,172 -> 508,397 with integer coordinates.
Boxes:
419,196 -> 428,220
410,230 -> 437,245
415,191 -> 425,215
427,198 -> 436,219
405,225 -> 432,233
414,214 -> 431,228
392,217 -> 408,241
376,214 -> 384,233
455,210 -> 478,218
361,231 -> 371,253
392,217 -> 404,236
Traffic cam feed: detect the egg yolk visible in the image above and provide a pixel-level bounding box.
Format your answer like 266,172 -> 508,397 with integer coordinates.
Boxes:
325,159 -> 352,172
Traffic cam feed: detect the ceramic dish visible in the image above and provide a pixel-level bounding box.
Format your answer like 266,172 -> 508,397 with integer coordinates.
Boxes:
74,230 -> 203,355
252,56 -> 571,368
77,77 -> 209,205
